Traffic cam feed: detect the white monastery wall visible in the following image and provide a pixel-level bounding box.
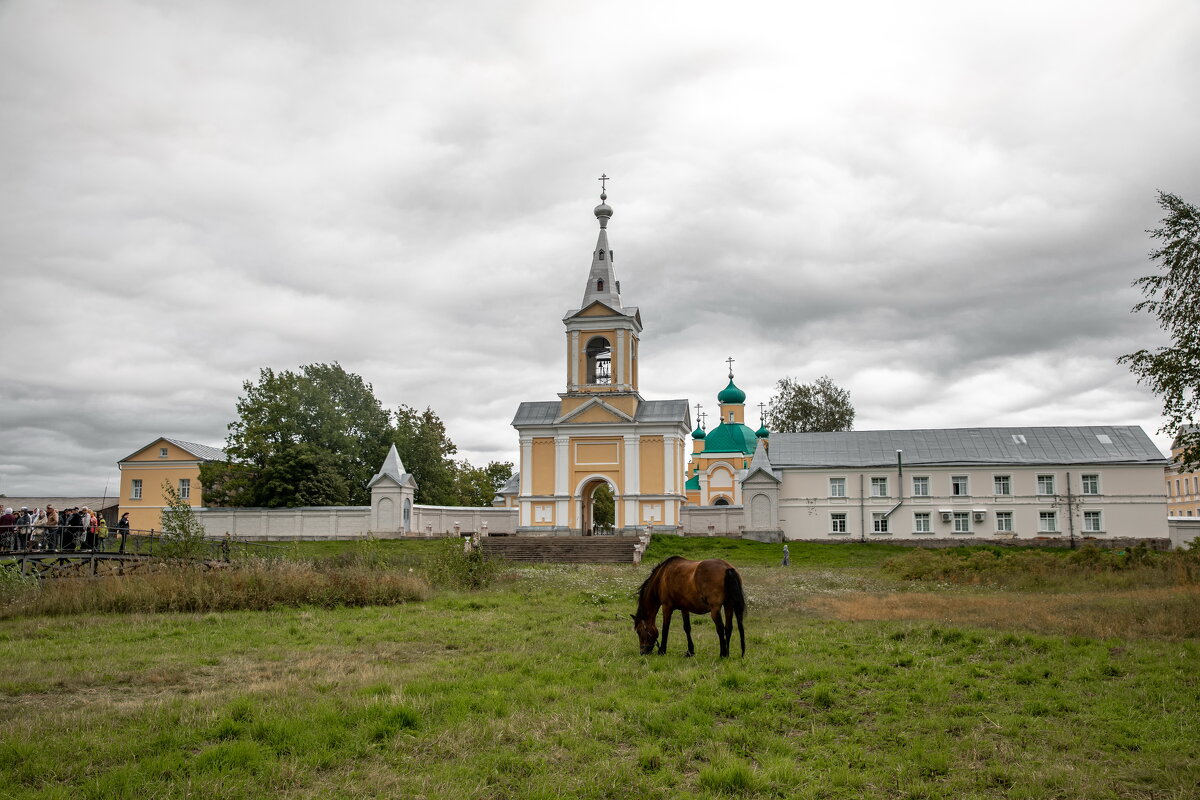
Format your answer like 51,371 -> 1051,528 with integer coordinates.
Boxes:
679,505 -> 743,536
194,504 -> 517,540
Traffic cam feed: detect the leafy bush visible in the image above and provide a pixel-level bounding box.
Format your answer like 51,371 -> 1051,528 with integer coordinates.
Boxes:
159,482 -> 213,560
424,537 -> 502,590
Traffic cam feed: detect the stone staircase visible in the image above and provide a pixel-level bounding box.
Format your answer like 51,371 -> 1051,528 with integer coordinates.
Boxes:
479,535 -> 641,564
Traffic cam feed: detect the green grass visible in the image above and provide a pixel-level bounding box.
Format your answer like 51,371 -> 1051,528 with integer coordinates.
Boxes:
642,535 -> 902,568
1,539 -> 1198,798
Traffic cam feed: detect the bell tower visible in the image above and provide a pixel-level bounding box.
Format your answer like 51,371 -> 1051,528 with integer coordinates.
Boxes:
560,176 -> 643,420
511,177 -> 691,536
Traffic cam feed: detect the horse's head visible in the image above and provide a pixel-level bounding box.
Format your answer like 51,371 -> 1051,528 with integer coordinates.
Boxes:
631,614 -> 658,655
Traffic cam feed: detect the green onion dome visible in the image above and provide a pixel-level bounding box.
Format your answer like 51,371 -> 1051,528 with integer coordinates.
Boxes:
701,421 -> 758,456
756,425 -> 769,439
717,379 -> 746,405
692,425 -> 707,440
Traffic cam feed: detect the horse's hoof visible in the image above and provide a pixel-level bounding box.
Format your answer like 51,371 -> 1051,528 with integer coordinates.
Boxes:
684,651 -> 694,658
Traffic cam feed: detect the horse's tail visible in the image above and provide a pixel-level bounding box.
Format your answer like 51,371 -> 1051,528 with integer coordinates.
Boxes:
724,567 -> 746,657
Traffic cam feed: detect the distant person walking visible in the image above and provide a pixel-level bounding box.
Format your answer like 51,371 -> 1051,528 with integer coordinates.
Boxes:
781,543 -> 790,566
116,512 -> 130,553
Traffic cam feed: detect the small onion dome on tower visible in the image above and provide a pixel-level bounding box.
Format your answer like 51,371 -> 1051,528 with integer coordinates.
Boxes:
692,424 -> 707,440
717,378 -> 746,405
756,424 -> 769,439
594,190 -> 613,229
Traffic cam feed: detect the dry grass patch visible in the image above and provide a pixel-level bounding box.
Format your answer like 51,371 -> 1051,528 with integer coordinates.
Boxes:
0,560 -> 430,618
808,584 -> 1200,639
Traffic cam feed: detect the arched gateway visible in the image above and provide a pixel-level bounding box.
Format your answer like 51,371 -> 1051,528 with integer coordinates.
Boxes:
511,183 -> 691,535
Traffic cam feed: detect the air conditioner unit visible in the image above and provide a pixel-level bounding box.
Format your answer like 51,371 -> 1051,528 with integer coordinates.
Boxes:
939,510 -> 952,522
973,510 -> 987,522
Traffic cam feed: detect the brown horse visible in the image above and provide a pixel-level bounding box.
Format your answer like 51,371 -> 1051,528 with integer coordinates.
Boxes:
632,556 -> 745,657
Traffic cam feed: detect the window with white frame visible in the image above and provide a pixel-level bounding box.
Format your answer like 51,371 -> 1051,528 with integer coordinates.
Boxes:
995,511 -> 1013,532
993,475 -> 1011,495
953,511 -> 971,532
912,476 -> 929,496
159,447 -> 169,458
829,477 -> 846,498
872,513 -> 889,533
830,513 -> 847,533
1038,511 -> 1058,532
870,477 -> 888,497
951,475 -> 969,496
179,478 -> 190,500
131,479 -> 142,500
1083,511 -> 1103,533
1037,474 -> 1056,495
913,512 -> 931,533
1081,474 -> 1099,495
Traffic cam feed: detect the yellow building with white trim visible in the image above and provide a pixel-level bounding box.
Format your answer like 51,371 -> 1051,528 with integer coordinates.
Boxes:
511,187 -> 690,534
117,437 -> 225,532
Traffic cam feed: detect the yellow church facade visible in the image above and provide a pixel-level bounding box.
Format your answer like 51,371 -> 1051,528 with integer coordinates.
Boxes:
511,187 -> 691,534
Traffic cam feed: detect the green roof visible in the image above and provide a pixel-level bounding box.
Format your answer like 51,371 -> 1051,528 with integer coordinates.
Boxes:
684,474 -> 700,491
701,421 -> 758,455
692,425 -> 706,440
717,379 -> 746,405
756,425 -> 769,438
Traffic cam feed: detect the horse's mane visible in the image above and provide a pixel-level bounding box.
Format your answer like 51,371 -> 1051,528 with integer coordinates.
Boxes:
637,555 -> 685,600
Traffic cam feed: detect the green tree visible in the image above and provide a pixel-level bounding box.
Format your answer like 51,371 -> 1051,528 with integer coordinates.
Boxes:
1119,192 -> 1200,470
763,375 -> 855,433
592,483 -> 614,529
159,482 -> 210,560
451,460 -> 515,507
202,363 -> 393,507
393,404 -> 459,505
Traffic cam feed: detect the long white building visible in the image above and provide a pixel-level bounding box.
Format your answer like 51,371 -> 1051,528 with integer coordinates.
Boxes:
739,426 -> 1169,542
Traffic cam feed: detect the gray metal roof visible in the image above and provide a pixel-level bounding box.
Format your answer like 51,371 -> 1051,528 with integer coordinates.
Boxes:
768,426 -> 1167,468
512,401 -> 562,426
512,399 -> 689,427
497,473 -> 520,495
367,444 -> 416,489
635,399 -> 690,425
163,438 -> 227,461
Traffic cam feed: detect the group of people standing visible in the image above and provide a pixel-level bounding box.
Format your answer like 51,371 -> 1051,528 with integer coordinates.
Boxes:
0,506 -> 131,552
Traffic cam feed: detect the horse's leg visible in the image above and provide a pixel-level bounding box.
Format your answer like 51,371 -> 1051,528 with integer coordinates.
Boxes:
711,609 -> 728,657
681,611 -> 695,657
659,606 -> 673,655
723,603 -> 734,654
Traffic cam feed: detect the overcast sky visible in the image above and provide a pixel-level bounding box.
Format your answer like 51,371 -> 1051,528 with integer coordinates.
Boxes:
3,1 -> 1199,496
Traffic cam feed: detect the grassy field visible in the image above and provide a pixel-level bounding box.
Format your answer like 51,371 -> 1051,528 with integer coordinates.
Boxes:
1,537 -> 1197,799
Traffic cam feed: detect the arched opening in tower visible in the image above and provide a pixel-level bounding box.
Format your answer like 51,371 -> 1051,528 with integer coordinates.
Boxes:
585,336 -> 612,385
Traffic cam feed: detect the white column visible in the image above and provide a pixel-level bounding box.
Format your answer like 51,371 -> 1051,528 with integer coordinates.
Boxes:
554,436 -> 570,495
624,435 -> 640,495
663,435 -> 676,494
569,330 -> 580,389
519,437 -> 533,495
624,434 -> 640,528
615,329 -> 626,389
